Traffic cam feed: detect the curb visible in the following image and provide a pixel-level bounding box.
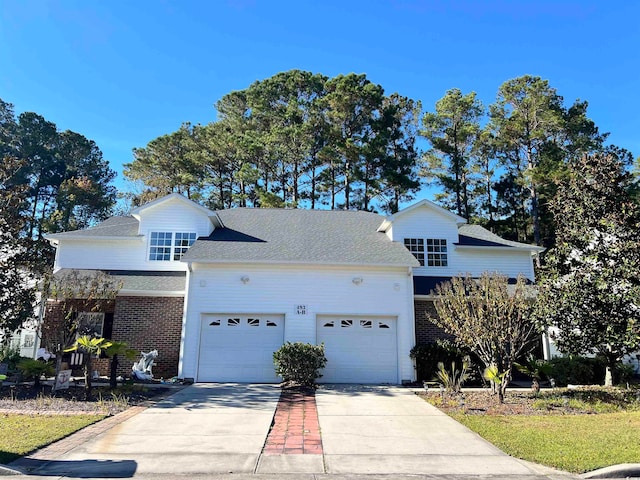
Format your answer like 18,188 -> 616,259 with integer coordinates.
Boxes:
582,464 -> 640,479
0,464 -> 21,476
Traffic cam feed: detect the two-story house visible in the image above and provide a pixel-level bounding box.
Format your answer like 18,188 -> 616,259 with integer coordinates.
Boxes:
45,193 -> 542,384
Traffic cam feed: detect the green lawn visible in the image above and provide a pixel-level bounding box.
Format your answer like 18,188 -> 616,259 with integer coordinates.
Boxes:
454,411 -> 640,473
0,414 -> 104,464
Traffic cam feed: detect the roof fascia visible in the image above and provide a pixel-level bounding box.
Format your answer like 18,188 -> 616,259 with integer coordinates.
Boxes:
182,258 -> 420,268
377,199 -> 467,232
46,235 -> 144,243
454,244 -> 545,255
117,290 -> 184,297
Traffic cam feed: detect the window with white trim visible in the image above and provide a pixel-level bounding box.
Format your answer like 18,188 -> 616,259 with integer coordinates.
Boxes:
426,238 -> 448,266
149,232 -> 172,261
173,232 -> 197,260
404,237 -> 448,267
148,232 -> 197,261
404,238 -> 424,266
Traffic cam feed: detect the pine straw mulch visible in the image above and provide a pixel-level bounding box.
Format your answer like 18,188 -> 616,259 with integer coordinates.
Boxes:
420,386 -> 640,416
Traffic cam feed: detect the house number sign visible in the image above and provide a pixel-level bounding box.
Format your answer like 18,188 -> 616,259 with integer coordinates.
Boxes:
295,305 -> 308,315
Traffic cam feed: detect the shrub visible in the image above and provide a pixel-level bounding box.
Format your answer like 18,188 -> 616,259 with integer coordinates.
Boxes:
411,340 -> 483,384
273,342 -> 327,387
548,356 -> 604,386
0,345 -> 24,372
17,359 -> 54,387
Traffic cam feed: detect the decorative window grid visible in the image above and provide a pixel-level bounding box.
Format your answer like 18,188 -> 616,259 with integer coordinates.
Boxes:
403,238 -> 424,266
426,239 -> 448,267
149,231 -> 197,261
149,232 -> 172,261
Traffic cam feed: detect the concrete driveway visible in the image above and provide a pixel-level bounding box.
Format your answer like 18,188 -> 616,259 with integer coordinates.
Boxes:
316,385 -> 557,476
14,383 -> 281,477
8,383 -> 579,479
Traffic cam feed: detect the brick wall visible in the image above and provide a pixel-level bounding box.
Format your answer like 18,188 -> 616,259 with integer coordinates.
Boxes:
414,300 -> 454,345
43,296 -> 184,379
101,296 -> 184,379
41,299 -> 115,351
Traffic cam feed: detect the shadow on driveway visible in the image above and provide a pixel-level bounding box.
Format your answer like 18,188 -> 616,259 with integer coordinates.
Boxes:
12,458 -> 137,478
151,383 -> 281,411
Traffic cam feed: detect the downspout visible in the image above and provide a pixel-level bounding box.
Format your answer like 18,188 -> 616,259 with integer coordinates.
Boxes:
407,266 -> 416,384
177,262 -> 193,379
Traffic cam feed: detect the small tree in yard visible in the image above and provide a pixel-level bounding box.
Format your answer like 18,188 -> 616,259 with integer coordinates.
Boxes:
535,153 -> 640,386
273,342 -> 327,388
431,273 -> 539,403
41,269 -> 121,386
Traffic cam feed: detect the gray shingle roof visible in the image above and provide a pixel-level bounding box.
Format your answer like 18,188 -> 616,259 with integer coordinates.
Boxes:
54,269 -> 186,293
48,217 -> 140,238
457,224 -> 544,251
182,208 -> 420,267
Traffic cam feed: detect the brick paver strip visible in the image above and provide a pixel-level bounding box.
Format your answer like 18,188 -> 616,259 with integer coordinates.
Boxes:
263,389 -> 323,455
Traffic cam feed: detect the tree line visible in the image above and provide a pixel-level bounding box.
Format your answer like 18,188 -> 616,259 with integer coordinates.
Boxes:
0,99 -> 117,334
124,70 -> 638,248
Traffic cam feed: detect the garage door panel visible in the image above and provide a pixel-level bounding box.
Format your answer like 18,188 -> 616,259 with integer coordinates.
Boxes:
198,314 -> 284,383
317,315 -> 398,384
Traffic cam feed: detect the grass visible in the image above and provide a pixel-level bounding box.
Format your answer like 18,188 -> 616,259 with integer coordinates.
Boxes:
0,414 -> 104,464
454,411 -> 640,473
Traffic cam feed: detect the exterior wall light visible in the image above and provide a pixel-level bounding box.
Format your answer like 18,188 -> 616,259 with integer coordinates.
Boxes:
352,277 -> 363,285
241,276 -> 250,284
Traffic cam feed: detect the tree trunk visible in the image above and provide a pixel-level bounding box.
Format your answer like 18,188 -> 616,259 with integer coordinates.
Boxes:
110,354 -> 119,389
84,354 -> 92,400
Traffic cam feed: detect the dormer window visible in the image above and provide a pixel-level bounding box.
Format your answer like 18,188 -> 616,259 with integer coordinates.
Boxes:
174,232 -> 197,260
404,238 -> 448,267
149,231 -> 196,261
404,238 -> 425,266
426,239 -> 448,267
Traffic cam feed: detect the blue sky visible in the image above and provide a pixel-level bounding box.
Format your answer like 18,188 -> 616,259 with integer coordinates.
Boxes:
1,0 -> 638,198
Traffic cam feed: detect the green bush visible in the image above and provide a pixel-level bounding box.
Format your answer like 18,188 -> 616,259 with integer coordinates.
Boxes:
0,345 -> 24,372
273,342 -> 327,387
17,359 -> 54,387
411,340 -> 483,384
548,356 -> 605,386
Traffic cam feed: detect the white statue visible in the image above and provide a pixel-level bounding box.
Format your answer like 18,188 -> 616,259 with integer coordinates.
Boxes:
132,350 -> 158,381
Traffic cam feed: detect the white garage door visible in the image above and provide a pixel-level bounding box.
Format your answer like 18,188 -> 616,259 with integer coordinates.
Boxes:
198,314 -> 284,383
317,315 -> 398,384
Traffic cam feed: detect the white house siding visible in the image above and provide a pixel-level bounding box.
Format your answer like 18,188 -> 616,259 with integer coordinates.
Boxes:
180,263 -> 416,384
53,237 -> 161,271
454,248 -> 535,281
385,205 -> 535,281
53,201 -> 215,272
385,206 -> 461,276
137,197 -> 214,239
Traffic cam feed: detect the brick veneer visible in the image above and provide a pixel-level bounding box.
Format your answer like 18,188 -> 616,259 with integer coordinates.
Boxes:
414,299 -> 454,345
44,296 -> 183,379
103,296 -> 184,379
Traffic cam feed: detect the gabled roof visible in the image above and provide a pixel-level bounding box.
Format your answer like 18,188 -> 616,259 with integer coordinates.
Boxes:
456,224 -> 545,252
131,193 -> 223,227
46,216 -> 141,242
182,208 -> 420,267
377,199 -> 467,232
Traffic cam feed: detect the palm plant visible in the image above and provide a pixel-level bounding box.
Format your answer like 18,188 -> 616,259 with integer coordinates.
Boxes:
66,336 -> 112,398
